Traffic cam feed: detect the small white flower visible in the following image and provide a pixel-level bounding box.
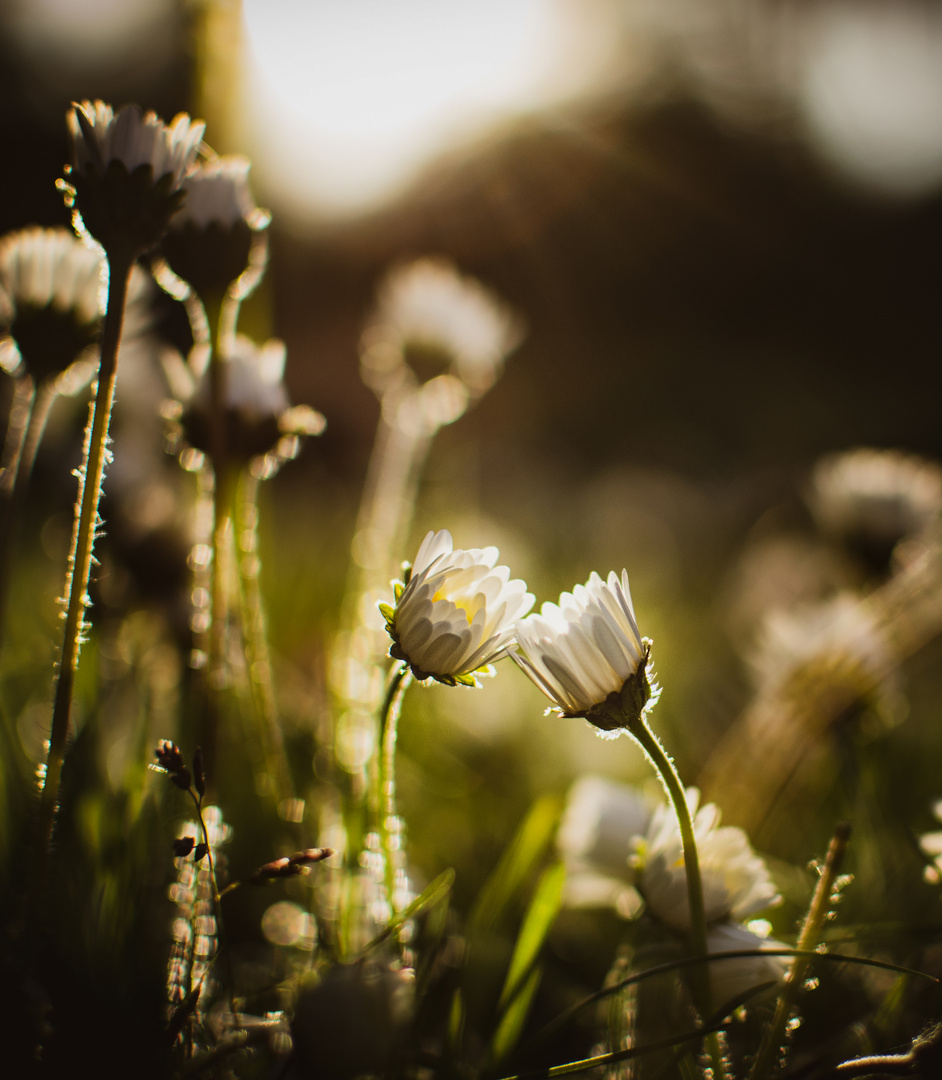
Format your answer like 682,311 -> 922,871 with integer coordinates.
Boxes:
638,789 -> 779,933
382,529 -> 533,685
0,226 -> 104,331
706,922 -> 787,1006
368,258 -> 524,396
557,775 -> 651,918
68,100 -> 204,189
173,335 -> 324,465
171,155 -> 266,230
809,447 -> 942,558
513,571 -> 647,721
753,593 -> 894,702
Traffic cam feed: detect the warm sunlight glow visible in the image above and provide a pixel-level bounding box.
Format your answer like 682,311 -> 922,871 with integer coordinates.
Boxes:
240,0 -> 613,219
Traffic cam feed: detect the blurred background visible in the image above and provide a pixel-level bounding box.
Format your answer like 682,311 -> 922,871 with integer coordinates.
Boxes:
3,0 -> 942,934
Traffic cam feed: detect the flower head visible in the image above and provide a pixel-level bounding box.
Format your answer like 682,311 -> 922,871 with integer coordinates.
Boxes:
362,258 -> 524,402
513,570 -> 652,731
62,100 -> 205,256
556,775 -> 652,916
809,447 -> 942,573
160,154 -> 270,301
381,529 -> 533,686
0,227 -> 104,381
168,335 -> 325,471
637,790 -> 779,933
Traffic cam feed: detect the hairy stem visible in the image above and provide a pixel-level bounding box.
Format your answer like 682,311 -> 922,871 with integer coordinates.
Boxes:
748,822 -> 852,1080
32,248 -> 133,916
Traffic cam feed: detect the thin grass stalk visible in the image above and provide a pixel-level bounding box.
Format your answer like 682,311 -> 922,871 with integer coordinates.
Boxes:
31,248 -> 134,915
235,468 -> 293,802
747,822 -> 852,1080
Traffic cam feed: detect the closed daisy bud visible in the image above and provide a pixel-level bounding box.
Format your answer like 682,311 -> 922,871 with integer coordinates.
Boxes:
62,100 -> 205,257
381,529 -> 533,686
161,154 -> 270,301
513,570 -> 654,732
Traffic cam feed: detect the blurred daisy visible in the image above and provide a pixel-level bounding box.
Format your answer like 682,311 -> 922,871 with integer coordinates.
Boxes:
161,154 -> 270,303
639,790 -> 782,933
513,570 -> 653,732
166,335 -> 325,472
63,100 -> 205,255
362,258 -> 524,401
557,775 -> 651,917
0,226 -> 104,383
636,789 -> 779,933
809,447 -> 942,574
381,529 -> 533,686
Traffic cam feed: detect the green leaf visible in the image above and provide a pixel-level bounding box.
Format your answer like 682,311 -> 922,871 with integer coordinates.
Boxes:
361,868 -> 456,954
379,602 -> 395,624
498,861 -> 566,1012
469,796 -> 561,937
491,966 -> 541,1064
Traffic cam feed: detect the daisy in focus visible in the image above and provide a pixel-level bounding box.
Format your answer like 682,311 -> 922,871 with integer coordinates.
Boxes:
381,529 -> 533,686
513,569 -> 654,733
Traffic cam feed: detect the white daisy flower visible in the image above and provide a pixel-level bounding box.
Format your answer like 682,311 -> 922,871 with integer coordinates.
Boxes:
63,100 -> 205,255
172,155 -> 262,229
68,100 -> 204,189
638,789 -> 779,934
513,570 -> 651,729
809,447 -> 942,565
172,335 -> 325,466
557,775 -> 651,918
381,529 -> 533,685
367,258 -> 524,397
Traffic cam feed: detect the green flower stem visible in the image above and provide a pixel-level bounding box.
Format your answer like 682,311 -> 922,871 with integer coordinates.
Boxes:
32,247 -> 134,916
0,379 -> 56,655
376,661 -> 413,915
748,822 -> 852,1080
235,470 -> 293,802
626,715 -> 710,1009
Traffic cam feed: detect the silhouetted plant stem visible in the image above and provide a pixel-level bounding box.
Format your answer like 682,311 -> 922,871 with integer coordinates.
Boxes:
31,246 -> 134,916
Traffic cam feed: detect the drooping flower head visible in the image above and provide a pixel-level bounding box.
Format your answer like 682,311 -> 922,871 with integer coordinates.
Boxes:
165,335 -> 325,472
381,529 -> 533,686
62,100 -> 205,256
0,227 -> 104,382
636,789 -> 780,933
513,570 -> 654,732
160,154 -> 270,302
